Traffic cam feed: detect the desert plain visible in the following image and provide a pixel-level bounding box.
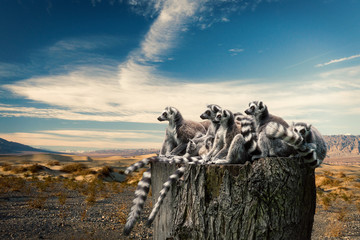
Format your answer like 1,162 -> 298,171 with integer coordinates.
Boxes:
0,153 -> 359,239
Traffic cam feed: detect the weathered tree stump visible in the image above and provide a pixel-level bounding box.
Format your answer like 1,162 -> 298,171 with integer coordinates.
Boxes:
151,157 -> 316,240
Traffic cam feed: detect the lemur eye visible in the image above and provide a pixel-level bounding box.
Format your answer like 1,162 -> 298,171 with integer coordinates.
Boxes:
294,129 -> 298,133
300,129 -> 306,135
251,106 -> 255,111
206,110 -> 210,115
163,112 -> 167,117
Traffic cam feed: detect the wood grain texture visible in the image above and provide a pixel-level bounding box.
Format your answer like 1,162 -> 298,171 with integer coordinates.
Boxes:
151,157 -> 316,240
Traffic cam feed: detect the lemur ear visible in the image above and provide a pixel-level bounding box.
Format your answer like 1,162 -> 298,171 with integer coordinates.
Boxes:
306,124 -> 312,131
223,110 -> 228,118
169,106 -> 175,114
259,101 -> 264,110
213,105 -> 220,113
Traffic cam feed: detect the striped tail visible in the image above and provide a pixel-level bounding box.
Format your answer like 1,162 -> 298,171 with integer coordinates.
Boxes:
123,168 -> 152,236
297,143 -> 318,168
125,156 -> 168,175
236,114 -> 259,157
265,122 -> 304,149
146,166 -> 186,227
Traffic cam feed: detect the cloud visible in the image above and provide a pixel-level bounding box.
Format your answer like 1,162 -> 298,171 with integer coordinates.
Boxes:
2,0 -> 360,138
3,65 -> 360,126
48,37 -> 118,52
229,48 -> 244,56
316,54 -> 360,67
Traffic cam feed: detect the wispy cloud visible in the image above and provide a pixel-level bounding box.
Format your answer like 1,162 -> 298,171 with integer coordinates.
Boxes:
316,54 -> 360,67
3,65 -> 360,125
48,36 -> 120,52
2,0 -> 359,138
229,48 -> 244,56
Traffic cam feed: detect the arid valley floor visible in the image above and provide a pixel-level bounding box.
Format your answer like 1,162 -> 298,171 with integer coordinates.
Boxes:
0,153 -> 359,239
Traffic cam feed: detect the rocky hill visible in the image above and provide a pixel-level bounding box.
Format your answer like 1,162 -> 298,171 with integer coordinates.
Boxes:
1,136 -> 359,158
323,135 -> 360,157
0,138 -> 55,154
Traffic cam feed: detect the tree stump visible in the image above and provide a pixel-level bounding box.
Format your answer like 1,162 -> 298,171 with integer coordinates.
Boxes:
151,157 -> 316,240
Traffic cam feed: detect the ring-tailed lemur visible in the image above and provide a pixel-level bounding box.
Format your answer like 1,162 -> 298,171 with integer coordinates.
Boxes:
158,106 -> 207,157
182,104 -> 222,157
245,101 -> 297,159
292,122 -> 327,168
205,109 -> 251,164
265,121 -> 327,168
199,104 -> 222,138
140,106 -> 222,228
234,112 -> 261,159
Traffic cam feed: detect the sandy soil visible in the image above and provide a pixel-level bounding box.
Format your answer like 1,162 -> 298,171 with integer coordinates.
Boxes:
0,154 -> 359,239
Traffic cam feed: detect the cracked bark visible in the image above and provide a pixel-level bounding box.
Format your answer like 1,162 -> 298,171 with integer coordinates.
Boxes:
151,157 -> 316,240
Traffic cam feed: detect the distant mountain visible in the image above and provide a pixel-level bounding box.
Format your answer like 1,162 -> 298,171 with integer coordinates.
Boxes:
0,138 -> 56,154
1,135 -> 359,158
83,148 -> 159,157
324,135 -> 360,157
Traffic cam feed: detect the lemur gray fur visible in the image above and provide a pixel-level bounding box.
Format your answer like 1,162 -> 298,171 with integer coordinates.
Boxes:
158,106 -> 206,156
182,104 -> 222,157
245,101 -> 297,159
265,121 -> 327,168
145,107 -> 221,226
146,111 -> 255,226
292,122 -> 327,168
205,109 -> 249,164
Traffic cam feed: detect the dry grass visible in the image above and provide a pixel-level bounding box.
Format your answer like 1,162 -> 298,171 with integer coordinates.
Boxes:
60,163 -> 88,174
47,160 -> 60,166
335,206 -> 349,221
57,192 -> 67,205
325,221 -> 344,238
97,166 -> 113,178
1,163 -> 13,171
11,164 -> 44,174
27,194 -> 48,209
0,175 -> 27,193
123,168 -> 148,187
115,204 -> 128,224
318,175 -> 341,187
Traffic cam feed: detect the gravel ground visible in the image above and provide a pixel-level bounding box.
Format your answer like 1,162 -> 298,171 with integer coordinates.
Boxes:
0,180 -> 153,240
0,178 -> 359,240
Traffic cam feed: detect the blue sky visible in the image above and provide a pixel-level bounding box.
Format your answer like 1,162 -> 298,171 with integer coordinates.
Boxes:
0,0 -> 359,152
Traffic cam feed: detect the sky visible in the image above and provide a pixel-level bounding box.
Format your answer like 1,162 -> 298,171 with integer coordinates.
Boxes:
0,0 -> 359,152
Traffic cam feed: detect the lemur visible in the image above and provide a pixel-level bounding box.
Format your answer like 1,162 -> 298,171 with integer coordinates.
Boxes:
143,106 -> 222,228
245,101 -> 297,159
182,104 -> 222,157
205,109 -> 250,164
292,122 -> 327,168
146,110 -> 260,225
158,106 -> 206,156
124,106 -> 205,235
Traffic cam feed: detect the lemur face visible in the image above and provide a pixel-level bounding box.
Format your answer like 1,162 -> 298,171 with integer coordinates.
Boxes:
220,109 -> 232,123
157,106 -> 177,122
214,111 -> 222,123
245,101 -> 266,117
200,104 -> 221,120
293,123 -> 311,138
